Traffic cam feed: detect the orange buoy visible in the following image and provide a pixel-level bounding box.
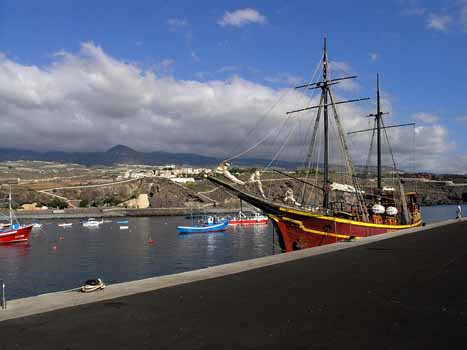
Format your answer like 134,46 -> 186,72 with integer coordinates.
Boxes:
148,238 -> 155,245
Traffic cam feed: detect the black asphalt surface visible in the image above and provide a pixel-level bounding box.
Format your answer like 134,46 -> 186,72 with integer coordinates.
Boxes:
1,221 -> 467,349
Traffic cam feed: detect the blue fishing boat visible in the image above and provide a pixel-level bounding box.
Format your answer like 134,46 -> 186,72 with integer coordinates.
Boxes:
116,220 -> 129,224
177,215 -> 229,234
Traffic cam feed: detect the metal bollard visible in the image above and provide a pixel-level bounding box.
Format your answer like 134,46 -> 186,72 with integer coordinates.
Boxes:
1,280 -> 6,310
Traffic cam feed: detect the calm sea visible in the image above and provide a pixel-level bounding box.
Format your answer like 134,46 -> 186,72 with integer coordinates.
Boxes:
0,204 -> 463,300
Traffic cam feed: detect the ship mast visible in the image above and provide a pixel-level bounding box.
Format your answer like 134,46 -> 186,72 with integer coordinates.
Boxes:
322,38 -> 330,208
287,38 -> 369,209
376,74 -> 382,190
349,76 -> 415,193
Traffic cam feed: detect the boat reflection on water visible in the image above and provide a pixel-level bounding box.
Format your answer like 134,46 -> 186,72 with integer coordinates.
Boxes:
0,241 -> 30,256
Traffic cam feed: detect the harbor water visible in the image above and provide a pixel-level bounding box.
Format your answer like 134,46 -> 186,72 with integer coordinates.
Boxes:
0,205 -> 463,300
0,216 -> 277,300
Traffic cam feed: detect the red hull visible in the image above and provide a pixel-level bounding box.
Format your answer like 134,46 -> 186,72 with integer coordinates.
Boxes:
228,219 -> 268,225
0,225 -> 33,244
272,208 -> 422,252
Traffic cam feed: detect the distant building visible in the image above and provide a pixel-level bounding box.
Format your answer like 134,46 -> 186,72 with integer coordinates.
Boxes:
19,203 -> 48,211
171,177 -> 195,184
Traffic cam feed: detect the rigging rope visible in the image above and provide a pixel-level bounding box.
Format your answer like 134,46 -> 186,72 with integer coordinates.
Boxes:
224,54 -> 323,163
364,119 -> 377,178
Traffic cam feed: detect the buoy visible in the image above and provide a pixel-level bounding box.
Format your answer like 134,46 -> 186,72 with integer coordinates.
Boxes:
53,245 -> 57,250
148,239 -> 155,245
59,236 -> 64,240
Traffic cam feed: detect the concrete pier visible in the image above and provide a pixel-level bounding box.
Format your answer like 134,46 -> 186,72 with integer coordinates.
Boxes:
1,219 -> 467,349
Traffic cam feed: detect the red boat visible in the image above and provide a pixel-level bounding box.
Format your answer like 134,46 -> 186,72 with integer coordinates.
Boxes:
228,211 -> 268,225
0,189 -> 33,244
0,224 -> 33,244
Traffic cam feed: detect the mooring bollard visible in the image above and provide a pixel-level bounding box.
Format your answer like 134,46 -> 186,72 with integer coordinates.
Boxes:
1,280 -> 6,310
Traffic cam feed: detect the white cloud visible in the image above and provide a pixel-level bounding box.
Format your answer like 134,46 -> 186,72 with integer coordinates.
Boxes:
167,18 -> 188,32
414,113 -> 439,124
0,42 -> 460,173
370,53 -> 379,62
427,13 -> 451,31
218,8 -> 266,27
328,61 -> 360,92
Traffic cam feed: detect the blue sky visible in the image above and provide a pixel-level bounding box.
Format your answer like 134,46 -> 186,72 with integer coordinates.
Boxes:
0,0 -> 466,173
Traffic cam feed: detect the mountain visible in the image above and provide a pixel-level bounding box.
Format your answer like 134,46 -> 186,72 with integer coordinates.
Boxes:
0,145 -> 301,168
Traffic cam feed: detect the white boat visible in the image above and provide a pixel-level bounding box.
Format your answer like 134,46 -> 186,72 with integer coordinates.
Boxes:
82,218 -> 103,227
58,223 -> 73,227
119,226 -> 129,230
32,223 -> 42,228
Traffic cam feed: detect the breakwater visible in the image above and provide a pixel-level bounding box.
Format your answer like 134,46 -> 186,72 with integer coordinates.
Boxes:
1,207 -> 240,220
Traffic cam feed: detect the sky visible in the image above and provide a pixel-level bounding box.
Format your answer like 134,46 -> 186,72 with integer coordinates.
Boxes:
0,0 -> 466,173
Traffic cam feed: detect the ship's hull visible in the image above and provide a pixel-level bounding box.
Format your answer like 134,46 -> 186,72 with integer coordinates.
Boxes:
177,220 -> 229,234
207,176 -> 423,252
270,207 -> 422,252
0,225 -> 33,244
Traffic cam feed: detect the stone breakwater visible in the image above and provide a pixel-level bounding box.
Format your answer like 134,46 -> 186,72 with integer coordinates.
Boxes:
0,207 -> 240,220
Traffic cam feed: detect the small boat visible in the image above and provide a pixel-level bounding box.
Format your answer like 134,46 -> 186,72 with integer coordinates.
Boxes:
58,223 -> 73,227
82,218 -> 103,227
116,220 -> 128,224
32,223 -> 42,228
119,226 -> 129,230
177,215 -> 229,234
228,211 -> 268,225
80,278 -> 105,293
0,189 -> 33,244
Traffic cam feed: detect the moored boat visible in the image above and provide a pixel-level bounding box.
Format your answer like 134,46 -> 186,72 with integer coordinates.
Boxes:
177,215 -> 229,234
58,223 -> 73,227
0,190 -> 33,244
208,38 -> 422,252
80,278 -> 105,292
228,211 -> 268,225
82,218 -> 103,227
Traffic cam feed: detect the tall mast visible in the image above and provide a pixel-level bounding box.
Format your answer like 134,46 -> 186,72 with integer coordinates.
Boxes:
376,74 -> 382,190
8,186 -> 12,225
349,76 -> 416,195
286,38 -> 369,210
322,37 -> 330,208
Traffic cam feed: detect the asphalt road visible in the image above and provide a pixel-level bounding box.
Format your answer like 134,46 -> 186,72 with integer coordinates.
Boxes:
1,221 -> 467,349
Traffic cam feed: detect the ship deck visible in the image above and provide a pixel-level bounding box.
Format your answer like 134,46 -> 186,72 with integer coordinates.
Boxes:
1,219 -> 467,349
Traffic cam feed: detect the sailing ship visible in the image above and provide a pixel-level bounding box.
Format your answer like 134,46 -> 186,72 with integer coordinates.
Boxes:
0,189 -> 33,244
208,38 -> 422,252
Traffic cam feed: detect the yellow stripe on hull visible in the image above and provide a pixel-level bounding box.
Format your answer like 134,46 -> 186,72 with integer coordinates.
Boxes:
279,207 -> 422,229
281,217 -> 355,239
